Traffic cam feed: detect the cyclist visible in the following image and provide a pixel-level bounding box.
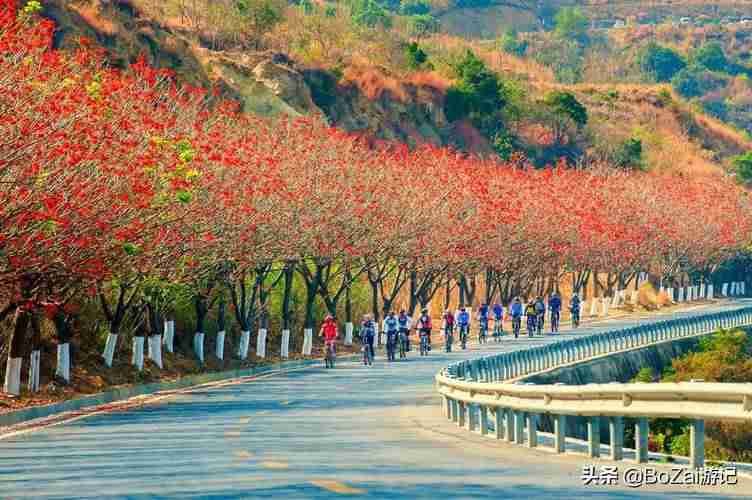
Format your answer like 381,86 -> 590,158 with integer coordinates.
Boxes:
384,311 -> 399,362
492,301 -> 504,341
443,309 -> 455,352
549,292 -> 562,333
416,308 -> 432,355
457,307 -> 470,349
510,297 -> 523,338
397,310 -> 411,358
570,293 -> 581,328
477,303 -> 489,344
534,296 -> 546,335
319,314 -> 338,368
525,299 -> 537,337
359,314 -> 376,365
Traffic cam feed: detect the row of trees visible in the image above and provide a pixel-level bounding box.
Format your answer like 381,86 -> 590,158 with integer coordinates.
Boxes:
2,4 -> 751,394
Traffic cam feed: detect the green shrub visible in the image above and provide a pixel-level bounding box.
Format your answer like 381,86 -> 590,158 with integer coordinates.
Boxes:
638,42 -> 686,82
543,90 -> 587,126
499,30 -> 528,57
554,7 -> 589,45
669,429 -> 691,456
444,50 -> 506,123
633,366 -> 655,383
400,0 -> 430,16
405,41 -> 429,70
691,42 -> 729,73
671,66 -> 728,98
614,137 -> 644,169
731,152 -> 752,184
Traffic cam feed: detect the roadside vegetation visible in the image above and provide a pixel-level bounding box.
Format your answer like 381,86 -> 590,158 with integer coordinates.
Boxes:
633,329 -> 752,463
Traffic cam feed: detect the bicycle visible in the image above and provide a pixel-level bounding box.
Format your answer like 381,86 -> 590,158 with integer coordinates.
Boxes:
536,313 -> 545,335
550,310 -> 560,333
478,319 -> 488,344
459,324 -> 469,349
571,308 -> 580,329
527,315 -> 537,337
444,325 -> 454,353
492,318 -> 503,342
512,315 -> 521,338
420,332 -> 430,356
386,332 -> 398,362
362,342 -> 373,366
325,342 -> 336,369
399,330 -> 409,359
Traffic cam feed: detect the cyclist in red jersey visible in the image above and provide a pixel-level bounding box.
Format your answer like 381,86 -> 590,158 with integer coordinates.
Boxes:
320,315 -> 338,350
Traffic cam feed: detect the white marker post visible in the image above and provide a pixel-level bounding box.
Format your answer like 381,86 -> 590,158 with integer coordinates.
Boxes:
56,343 -> 71,383
193,332 -> 205,363
707,284 -> 714,300
148,335 -> 163,369
238,331 -> 251,360
281,329 -> 290,358
256,328 -> 267,359
27,350 -> 40,393
302,328 -> 313,355
103,333 -> 118,368
722,283 -> 729,297
345,323 -> 353,346
131,336 -> 144,371
3,356 -> 22,395
215,331 -> 225,360
163,320 -> 175,354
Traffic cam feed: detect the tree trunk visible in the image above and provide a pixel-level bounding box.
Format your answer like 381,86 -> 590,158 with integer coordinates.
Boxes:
4,309 -> 28,395
53,310 -> 74,383
281,262 -> 295,331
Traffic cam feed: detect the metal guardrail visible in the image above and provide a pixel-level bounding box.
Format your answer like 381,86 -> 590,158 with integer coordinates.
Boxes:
436,306 -> 752,468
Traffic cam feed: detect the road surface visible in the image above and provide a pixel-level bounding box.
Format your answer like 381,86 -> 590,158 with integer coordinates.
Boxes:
2,301 -> 751,498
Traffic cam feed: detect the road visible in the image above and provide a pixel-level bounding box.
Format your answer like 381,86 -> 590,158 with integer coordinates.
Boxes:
1,301 -> 751,499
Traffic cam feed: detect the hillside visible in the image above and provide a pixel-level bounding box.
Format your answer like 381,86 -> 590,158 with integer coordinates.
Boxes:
37,0 -> 751,176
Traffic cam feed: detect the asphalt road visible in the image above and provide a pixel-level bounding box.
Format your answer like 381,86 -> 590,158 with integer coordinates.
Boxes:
2,300 -> 751,499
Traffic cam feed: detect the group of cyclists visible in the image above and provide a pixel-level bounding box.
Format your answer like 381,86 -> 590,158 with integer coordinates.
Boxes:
319,292 -> 583,367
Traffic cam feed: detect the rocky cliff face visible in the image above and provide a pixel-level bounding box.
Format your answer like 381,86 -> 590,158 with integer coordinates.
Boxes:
43,0 -> 474,151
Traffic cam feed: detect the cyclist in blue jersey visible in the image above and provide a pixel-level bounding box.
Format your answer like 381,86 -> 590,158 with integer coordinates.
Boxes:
548,292 -> 562,333
510,298 -> 523,338
457,307 -> 470,349
477,303 -> 489,344
492,302 -> 503,341
397,310 -> 411,358
384,312 -> 399,362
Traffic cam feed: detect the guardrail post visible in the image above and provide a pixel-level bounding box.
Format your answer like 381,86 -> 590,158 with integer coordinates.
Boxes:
495,408 -> 505,440
444,396 -> 451,419
451,400 -> 459,424
554,415 -> 566,453
514,411 -> 525,445
609,417 -> 624,461
457,401 -> 466,428
527,413 -> 538,448
587,417 -> 601,458
480,405 -> 489,436
690,419 -> 705,469
635,417 -> 649,463
506,409 -> 515,442
468,403 -> 477,431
